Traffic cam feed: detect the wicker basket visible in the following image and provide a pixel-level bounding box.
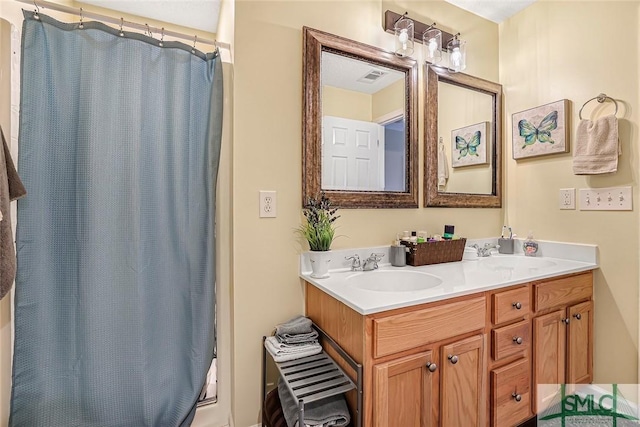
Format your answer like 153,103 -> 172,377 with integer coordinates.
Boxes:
402,238 -> 467,266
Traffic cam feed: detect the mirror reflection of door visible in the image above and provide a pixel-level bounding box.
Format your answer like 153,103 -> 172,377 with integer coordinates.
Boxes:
321,51 -> 406,192
322,116 -> 384,191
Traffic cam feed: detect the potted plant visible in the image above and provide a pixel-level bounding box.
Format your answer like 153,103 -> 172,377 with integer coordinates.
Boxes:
299,192 -> 340,278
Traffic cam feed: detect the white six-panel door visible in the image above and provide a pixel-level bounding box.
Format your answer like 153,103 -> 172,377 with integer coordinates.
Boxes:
322,115 -> 385,191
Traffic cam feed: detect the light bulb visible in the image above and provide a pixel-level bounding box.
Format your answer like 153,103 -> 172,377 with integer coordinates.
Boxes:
428,38 -> 437,58
399,29 -> 409,50
451,47 -> 461,68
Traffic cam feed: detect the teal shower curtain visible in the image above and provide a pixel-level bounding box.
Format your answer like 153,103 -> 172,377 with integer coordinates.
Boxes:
10,11 -> 222,427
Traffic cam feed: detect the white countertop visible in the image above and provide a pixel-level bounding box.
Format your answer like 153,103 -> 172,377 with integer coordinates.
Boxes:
300,239 -> 599,315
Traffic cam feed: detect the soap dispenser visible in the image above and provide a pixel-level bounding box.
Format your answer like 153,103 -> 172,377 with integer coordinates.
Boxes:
523,232 -> 539,257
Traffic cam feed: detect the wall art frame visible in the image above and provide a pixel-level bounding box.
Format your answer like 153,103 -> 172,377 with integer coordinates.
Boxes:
451,121 -> 489,168
512,99 -> 570,160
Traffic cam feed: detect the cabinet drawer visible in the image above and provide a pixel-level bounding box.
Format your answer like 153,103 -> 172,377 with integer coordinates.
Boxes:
535,272 -> 593,312
492,287 -> 530,325
373,296 -> 485,358
491,358 -> 531,427
492,320 -> 530,361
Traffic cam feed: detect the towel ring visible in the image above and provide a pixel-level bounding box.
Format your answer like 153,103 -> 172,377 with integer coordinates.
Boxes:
579,93 -> 618,120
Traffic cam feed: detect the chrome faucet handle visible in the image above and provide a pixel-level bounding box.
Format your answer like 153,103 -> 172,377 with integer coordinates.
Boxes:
345,254 -> 361,271
368,253 -> 385,261
364,253 -> 384,270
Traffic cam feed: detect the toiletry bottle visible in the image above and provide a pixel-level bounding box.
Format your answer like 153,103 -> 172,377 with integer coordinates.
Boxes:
523,232 -> 539,257
443,225 -> 454,240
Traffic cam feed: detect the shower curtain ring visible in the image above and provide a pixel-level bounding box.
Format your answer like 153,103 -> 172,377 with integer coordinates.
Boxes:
33,0 -> 40,20
119,18 -> 124,37
159,28 -> 165,47
145,23 -> 153,38
191,35 -> 197,54
79,7 -> 84,29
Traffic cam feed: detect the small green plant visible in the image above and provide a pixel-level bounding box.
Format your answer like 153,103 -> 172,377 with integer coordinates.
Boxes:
299,192 -> 340,251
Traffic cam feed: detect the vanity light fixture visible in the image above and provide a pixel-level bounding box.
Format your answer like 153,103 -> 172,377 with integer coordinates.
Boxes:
394,13 -> 414,57
447,33 -> 467,73
384,10 -> 458,65
423,25 -> 442,64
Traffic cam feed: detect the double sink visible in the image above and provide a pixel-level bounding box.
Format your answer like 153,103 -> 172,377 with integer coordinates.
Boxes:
346,255 -> 558,293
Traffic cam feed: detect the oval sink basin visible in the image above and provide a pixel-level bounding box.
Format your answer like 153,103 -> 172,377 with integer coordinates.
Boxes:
480,256 -> 557,270
346,270 -> 443,292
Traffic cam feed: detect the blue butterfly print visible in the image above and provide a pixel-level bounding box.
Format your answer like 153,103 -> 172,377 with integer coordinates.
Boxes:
518,111 -> 558,148
456,131 -> 481,159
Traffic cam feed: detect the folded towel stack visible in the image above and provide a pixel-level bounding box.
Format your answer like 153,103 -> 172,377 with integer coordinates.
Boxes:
265,315 -> 321,362
278,377 -> 350,427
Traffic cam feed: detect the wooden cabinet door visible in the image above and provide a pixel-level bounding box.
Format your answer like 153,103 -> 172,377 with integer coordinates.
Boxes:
491,358 -> 531,427
373,350 -> 435,427
533,310 -> 566,413
567,300 -> 593,384
441,334 -> 484,427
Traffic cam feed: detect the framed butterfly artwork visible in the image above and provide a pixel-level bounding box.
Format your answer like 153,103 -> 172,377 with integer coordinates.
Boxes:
512,99 -> 570,160
451,121 -> 490,168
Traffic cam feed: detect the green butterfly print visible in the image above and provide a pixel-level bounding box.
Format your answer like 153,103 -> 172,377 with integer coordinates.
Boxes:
456,131 -> 481,159
518,110 -> 558,148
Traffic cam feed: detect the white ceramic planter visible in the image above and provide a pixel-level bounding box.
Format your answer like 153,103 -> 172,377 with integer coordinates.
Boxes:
308,250 -> 331,279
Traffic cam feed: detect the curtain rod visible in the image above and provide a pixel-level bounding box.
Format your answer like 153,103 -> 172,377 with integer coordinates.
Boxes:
16,0 -> 230,50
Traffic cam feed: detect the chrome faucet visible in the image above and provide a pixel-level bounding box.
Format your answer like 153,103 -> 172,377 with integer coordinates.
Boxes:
345,255 -> 361,271
469,243 -> 499,257
362,253 -> 384,271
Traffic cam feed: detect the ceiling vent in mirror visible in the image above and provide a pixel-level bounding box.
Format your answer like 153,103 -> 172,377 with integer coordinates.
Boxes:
357,70 -> 387,84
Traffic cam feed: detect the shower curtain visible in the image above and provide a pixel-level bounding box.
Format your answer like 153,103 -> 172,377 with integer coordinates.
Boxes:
10,11 -> 222,427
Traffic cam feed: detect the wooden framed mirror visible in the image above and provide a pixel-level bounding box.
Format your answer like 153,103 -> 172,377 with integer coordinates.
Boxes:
302,27 -> 418,208
424,65 -> 503,208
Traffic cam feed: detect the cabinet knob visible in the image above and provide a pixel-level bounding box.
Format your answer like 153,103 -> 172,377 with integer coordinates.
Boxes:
512,392 -> 522,402
512,302 -> 522,310
573,313 -> 582,320
513,336 -> 523,345
561,318 -> 570,324
426,362 -> 437,372
448,354 -> 459,364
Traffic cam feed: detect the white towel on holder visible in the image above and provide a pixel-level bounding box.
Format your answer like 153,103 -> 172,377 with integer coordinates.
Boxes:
438,140 -> 449,188
573,115 -> 620,175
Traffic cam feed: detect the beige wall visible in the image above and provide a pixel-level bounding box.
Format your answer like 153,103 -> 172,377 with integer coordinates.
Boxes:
233,1 -> 500,425
371,78 -> 404,121
322,85 -> 372,122
500,1 -> 639,384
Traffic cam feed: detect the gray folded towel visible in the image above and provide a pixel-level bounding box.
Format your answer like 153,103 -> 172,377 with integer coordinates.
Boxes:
265,336 -> 322,363
1,127 -> 26,300
276,315 -> 314,336
277,330 -> 319,345
278,377 -> 350,427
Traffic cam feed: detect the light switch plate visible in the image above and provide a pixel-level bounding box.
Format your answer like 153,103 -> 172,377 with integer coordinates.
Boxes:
579,186 -> 632,211
559,188 -> 576,210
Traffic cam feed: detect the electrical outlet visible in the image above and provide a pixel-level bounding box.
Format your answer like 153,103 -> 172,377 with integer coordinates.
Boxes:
579,186 -> 632,211
559,188 -> 576,210
259,191 -> 277,218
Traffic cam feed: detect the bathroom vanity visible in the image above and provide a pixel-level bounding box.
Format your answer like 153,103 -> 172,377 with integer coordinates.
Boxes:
302,250 -> 597,427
